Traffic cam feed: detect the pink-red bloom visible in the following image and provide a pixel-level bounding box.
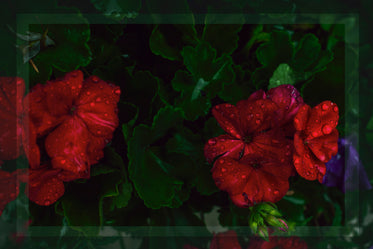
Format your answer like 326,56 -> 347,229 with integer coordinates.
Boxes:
204,85 -> 302,207
293,101 -> 339,182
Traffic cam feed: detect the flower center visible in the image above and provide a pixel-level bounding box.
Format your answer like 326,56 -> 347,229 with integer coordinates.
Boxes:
251,163 -> 262,169
70,106 -> 77,115
243,135 -> 253,144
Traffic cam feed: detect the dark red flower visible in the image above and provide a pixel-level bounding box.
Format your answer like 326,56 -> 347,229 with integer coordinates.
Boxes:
247,235 -> 308,249
25,70 -> 120,205
28,70 -> 120,175
293,101 -> 339,182
204,86 -> 299,207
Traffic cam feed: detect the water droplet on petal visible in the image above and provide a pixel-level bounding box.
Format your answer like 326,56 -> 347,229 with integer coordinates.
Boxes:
114,88 -> 121,95
322,124 -> 333,135
333,106 -> 338,112
241,175 -> 246,179
97,130 -> 102,135
208,139 -> 217,145
105,100 -> 110,105
90,102 -> 95,107
221,168 -> 227,172
219,145 -> 225,150
255,119 -> 261,124
92,76 -> 100,83
60,159 -> 66,164
227,162 -> 233,166
255,113 -> 260,117
322,103 -> 329,111
86,91 -> 91,96
306,171 -> 310,176
104,113 -> 108,117
219,138 -> 226,142
312,131 -> 319,137
315,119 -> 320,123
44,200 -> 51,205
219,158 -> 225,164
271,139 -> 279,144
294,118 -> 299,124
274,190 -> 279,195
229,113 -> 235,118
96,97 -> 101,102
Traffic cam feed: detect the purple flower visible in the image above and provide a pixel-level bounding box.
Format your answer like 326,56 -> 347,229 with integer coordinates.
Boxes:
322,134 -> 372,192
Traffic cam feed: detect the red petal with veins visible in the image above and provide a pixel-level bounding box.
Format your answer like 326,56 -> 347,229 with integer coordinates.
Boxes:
44,70 -> 84,117
307,129 -> 339,163
0,170 -> 20,216
245,129 -> 292,164
212,154 -> 292,207
27,167 -> 65,206
212,157 -> 253,196
45,116 -> 90,178
204,135 -> 244,163
76,76 -> 120,137
210,230 -> 242,249
236,99 -> 278,135
212,103 -> 243,139
294,132 -> 325,181
26,84 -> 66,136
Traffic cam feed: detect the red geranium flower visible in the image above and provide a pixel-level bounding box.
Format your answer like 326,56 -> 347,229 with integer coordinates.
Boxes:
204,85 -> 300,207
293,101 -> 339,182
28,70 -> 120,175
24,70 -> 120,205
247,235 -> 308,249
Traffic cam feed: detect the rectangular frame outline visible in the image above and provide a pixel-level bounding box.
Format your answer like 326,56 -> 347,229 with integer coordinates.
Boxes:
15,13 -> 359,238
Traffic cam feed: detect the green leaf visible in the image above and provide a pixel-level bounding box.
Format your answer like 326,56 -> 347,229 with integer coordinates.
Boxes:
173,42 -> 234,120
149,25 -> 198,61
268,63 -> 295,89
256,30 -> 293,68
111,181 -> 133,209
194,163 -> 219,195
366,116 -> 373,149
292,34 -> 321,71
30,23 -> 92,84
128,107 -> 187,208
91,0 -> 141,21
202,14 -> 244,56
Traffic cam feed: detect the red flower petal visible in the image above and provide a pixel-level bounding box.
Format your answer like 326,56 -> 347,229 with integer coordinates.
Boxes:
307,129 -> 339,162
248,89 -> 266,101
212,157 -> 253,196
294,131 -> 327,182
294,104 -> 311,131
45,116 -> 91,178
21,115 -> 40,168
267,84 -> 304,125
304,101 -> 339,140
27,167 -> 65,206
236,99 -> 278,135
210,230 -> 242,249
212,154 -> 292,207
75,76 -> 120,137
0,170 -> 20,216
204,135 -> 244,163
26,84 -> 66,136
245,130 -> 292,164
212,103 -> 243,139
44,70 -> 84,117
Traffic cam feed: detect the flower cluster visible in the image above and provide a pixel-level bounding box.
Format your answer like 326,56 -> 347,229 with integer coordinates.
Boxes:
204,85 -> 339,207
0,71 -> 120,214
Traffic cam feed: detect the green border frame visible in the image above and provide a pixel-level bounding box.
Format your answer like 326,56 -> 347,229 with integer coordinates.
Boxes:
15,13 -> 359,240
